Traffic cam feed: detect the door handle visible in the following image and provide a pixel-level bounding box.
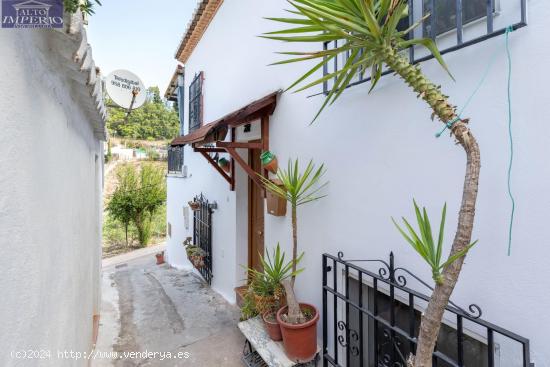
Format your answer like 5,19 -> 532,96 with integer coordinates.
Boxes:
257,231 -> 263,236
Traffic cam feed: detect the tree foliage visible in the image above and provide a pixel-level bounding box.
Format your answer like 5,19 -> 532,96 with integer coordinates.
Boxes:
107,87 -> 180,141
64,0 -> 101,15
106,164 -> 166,247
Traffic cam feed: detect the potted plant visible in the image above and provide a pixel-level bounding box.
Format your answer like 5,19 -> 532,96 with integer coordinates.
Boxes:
155,251 -> 165,265
218,157 -> 231,173
260,150 -> 278,173
259,159 -> 327,362
188,200 -> 201,211
262,311 -> 282,342
185,244 -> 206,269
239,287 -> 259,321
245,244 -> 302,341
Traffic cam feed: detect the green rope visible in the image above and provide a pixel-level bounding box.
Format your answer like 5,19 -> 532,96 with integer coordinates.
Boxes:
505,26 -> 515,256
435,35 -> 504,138
435,27 -> 516,255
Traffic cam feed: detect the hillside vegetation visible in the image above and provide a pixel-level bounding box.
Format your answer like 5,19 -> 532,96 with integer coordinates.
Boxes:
107,86 -> 180,141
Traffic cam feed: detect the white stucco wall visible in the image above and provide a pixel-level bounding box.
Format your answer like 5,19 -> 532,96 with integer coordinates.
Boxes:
0,30 -> 103,366
167,0 -> 550,364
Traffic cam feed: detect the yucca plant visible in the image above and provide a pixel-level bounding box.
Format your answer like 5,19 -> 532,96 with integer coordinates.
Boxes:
392,201 -> 478,284
264,1 -> 481,366
259,243 -> 305,284
259,159 -> 327,286
246,243 -> 304,294
259,159 -> 328,323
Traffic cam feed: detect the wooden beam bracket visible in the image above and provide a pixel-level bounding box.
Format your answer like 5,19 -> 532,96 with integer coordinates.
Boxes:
198,151 -> 234,189
216,141 -> 263,150
225,147 -> 264,190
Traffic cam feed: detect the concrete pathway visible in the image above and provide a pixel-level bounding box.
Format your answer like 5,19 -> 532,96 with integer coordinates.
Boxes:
94,250 -> 244,366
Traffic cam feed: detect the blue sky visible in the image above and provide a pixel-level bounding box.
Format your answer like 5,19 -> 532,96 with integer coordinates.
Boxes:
87,0 -> 198,94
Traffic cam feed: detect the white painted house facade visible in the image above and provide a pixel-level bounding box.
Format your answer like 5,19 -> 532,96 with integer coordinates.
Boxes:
0,11 -> 106,366
165,0 -> 549,365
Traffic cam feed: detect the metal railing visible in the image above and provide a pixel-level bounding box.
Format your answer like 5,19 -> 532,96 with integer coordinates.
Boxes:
322,0 -> 527,94
193,193 -> 213,285
322,252 -> 533,367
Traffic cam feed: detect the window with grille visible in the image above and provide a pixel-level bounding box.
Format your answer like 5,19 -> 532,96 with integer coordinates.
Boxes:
322,0 -> 525,94
168,146 -> 184,174
423,0 -> 497,38
188,72 -> 203,132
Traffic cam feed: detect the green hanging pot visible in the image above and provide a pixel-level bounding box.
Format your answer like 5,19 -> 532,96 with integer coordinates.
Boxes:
218,157 -> 231,173
261,151 -> 278,173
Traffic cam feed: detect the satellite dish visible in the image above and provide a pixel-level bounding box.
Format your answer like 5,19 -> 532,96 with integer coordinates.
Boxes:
105,69 -> 146,110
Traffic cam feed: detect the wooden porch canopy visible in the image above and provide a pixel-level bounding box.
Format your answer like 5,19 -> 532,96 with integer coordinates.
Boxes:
170,91 -> 280,191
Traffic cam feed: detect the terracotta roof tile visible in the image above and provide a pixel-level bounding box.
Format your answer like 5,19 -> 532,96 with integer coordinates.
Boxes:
175,0 -> 224,63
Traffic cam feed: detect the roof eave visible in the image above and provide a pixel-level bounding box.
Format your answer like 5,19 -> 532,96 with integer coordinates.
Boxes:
174,0 -> 224,64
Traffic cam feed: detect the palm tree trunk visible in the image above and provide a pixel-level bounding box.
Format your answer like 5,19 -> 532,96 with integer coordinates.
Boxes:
383,49 -> 481,367
291,205 -> 298,287
284,204 -> 306,324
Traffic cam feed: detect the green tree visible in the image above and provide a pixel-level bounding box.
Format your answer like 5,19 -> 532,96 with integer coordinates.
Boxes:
106,165 -> 137,246
64,0 -> 101,15
264,1 -> 481,366
106,86 -> 180,140
106,164 -> 166,247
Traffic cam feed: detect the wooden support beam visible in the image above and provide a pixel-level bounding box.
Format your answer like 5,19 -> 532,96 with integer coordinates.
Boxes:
199,151 -> 232,185
230,128 -> 236,191
225,147 -> 263,189
194,147 -> 226,153
216,141 -> 262,149
261,115 -> 270,197
261,115 -> 269,151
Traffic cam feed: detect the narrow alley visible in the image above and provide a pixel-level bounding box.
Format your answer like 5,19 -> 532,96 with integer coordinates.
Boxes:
94,248 -> 244,366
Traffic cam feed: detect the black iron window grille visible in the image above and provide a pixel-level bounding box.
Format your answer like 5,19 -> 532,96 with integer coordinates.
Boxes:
322,252 -> 533,367
189,72 -> 203,133
193,193 -> 213,285
322,0 -> 526,94
168,146 -> 184,174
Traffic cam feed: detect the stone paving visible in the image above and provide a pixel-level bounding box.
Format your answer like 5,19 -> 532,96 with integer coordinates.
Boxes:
93,252 -> 244,366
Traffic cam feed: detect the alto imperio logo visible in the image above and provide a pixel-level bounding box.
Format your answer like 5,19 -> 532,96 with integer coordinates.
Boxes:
1,0 -> 63,28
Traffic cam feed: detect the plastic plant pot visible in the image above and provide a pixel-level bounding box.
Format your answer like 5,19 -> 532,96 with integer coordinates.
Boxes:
276,303 -> 319,363
263,311 -> 283,341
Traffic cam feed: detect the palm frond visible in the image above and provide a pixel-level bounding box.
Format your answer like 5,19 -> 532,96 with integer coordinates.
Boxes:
263,0 -> 453,121
392,201 -> 477,284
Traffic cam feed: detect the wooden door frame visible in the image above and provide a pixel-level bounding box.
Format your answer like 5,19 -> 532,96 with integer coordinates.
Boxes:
247,140 -> 264,271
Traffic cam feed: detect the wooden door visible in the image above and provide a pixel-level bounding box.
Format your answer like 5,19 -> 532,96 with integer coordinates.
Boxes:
248,148 -> 264,272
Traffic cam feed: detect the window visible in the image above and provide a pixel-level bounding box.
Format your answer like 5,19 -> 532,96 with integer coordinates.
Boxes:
177,73 -> 185,135
423,0 -> 497,38
168,146 -> 184,174
321,0 -> 525,95
188,72 -> 203,133
348,278 -> 489,367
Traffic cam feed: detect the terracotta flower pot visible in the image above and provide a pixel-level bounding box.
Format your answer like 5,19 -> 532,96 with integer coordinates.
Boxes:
188,201 -> 201,211
277,303 -> 319,363
189,255 -> 205,269
260,151 -> 278,173
218,158 -> 231,173
263,312 -> 282,341
155,252 -> 165,265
